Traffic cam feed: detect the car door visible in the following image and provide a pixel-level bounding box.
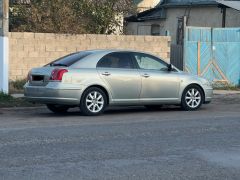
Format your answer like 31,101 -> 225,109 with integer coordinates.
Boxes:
97,52 -> 141,104
132,52 -> 180,102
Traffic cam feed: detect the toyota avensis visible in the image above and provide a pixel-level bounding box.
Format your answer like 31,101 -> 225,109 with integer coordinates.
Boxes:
24,49 -> 213,116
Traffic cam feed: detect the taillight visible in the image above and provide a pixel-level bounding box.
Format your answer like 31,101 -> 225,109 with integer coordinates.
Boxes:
50,69 -> 68,81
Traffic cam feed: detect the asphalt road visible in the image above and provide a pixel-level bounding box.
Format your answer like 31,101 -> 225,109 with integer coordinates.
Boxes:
0,94 -> 240,180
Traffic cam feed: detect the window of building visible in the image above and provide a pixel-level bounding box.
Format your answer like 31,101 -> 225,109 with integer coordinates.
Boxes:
151,24 -> 160,36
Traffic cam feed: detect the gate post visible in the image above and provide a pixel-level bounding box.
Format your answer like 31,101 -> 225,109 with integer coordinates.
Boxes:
0,0 -> 9,93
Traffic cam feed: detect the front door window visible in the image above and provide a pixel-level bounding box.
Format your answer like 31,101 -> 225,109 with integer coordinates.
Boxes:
134,53 -> 169,71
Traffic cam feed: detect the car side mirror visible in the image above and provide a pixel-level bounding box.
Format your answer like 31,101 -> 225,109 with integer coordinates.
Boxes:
168,64 -> 173,71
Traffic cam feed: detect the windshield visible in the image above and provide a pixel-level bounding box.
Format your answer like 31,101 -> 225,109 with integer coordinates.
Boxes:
45,51 -> 92,67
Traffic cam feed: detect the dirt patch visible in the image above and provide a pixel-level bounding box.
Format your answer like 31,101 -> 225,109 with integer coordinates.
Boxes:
212,94 -> 240,105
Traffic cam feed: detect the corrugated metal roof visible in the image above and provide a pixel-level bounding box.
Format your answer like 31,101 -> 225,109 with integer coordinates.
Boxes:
158,0 -> 218,7
125,7 -> 166,22
164,0 -> 216,3
125,0 -> 240,22
216,0 -> 240,11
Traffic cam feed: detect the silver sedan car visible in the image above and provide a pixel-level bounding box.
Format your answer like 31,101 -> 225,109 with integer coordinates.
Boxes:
24,49 -> 213,116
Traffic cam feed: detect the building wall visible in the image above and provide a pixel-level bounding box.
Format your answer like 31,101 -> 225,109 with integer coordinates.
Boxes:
126,6 -> 240,44
9,32 -> 171,80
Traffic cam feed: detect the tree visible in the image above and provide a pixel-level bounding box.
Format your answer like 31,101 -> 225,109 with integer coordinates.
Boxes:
9,0 -> 136,34
10,0 -> 86,33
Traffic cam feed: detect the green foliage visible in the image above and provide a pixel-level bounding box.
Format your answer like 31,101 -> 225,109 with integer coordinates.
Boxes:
0,92 -> 14,101
10,79 -> 27,91
10,0 -> 136,34
10,0 -> 86,33
0,92 -> 40,108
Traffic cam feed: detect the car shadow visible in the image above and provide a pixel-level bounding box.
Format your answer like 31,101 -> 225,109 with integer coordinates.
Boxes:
37,105 -> 183,117
105,105 -> 183,115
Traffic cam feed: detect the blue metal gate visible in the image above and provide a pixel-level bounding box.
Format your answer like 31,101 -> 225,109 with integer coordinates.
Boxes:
184,27 -> 240,86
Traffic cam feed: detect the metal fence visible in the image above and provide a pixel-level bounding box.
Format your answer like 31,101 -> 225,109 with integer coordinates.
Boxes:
170,44 -> 183,70
184,26 -> 240,86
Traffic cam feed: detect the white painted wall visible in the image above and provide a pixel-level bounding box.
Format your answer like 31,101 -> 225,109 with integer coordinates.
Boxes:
0,36 -> 9,93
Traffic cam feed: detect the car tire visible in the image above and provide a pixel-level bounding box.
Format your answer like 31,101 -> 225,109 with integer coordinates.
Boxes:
181,85 -> 204,111
46,104 -> 69,113
145,105 -> 162,110
80,87 -> 107,116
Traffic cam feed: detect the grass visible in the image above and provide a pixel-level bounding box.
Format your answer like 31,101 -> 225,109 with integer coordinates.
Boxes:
0,92 -> 41,108
9,79 -> 27,93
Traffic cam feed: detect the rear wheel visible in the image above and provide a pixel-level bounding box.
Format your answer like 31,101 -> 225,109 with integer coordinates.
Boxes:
181,85 -> 204,111
80,87 -> 107,116
46,104 -> 69,113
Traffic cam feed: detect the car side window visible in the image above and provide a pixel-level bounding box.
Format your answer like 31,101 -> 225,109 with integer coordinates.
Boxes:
133,53 -> 168,71
97,52 -> 134,69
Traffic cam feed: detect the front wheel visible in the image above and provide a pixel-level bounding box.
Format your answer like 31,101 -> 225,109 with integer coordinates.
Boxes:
46,104 -> 69,113
181,85 -> 204,111
80,87 -> 107,116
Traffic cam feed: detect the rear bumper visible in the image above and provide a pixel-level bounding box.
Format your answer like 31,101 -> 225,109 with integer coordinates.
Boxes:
24,82 -> 84,105
203,87 -> 213,104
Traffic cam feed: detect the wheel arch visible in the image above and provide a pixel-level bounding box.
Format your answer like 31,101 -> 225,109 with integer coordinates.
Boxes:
81,84 -> 110,105
182,83 -> 205,100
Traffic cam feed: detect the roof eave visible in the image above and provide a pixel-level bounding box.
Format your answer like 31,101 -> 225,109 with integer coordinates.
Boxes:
137,16 -> 166,21
160,3 -> 218,8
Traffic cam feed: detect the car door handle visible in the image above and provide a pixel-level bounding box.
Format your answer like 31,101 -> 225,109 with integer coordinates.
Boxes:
102,72 -> 111,76
142,74 -> 150,78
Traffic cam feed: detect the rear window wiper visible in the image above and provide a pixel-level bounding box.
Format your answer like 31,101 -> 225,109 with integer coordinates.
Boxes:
50,63 -> 68,67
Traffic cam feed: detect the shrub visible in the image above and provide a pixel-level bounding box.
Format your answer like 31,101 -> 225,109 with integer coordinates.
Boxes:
9,79 -> 27,93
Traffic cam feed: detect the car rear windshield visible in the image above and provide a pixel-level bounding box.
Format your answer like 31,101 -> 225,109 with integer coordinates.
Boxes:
45,51 -> 92,67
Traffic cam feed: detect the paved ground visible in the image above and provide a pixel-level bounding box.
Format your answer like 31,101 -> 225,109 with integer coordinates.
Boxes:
0,94 -> 240,180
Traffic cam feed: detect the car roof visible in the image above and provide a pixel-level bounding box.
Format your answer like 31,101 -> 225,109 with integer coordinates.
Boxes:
82,49 -> 143,53
70,49 -> 169,69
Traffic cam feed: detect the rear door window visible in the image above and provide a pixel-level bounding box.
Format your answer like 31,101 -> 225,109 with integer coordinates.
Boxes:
97,52 -> 135,69
46,51 -> 92,67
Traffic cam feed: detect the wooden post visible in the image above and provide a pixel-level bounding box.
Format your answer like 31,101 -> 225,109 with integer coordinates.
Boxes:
0,0 -> 9,93
197,41 -> 201,75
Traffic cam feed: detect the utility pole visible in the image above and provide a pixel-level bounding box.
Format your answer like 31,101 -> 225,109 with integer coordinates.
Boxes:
0,0 -> 9,93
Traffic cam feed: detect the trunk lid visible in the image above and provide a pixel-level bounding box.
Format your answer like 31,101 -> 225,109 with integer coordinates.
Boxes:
28,67 -> 56,86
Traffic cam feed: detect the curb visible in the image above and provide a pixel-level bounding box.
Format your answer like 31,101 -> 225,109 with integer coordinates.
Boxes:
11,94 -> 24,98
213,90 -> 240,95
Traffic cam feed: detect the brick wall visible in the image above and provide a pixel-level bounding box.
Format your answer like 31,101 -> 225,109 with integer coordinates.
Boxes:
9,32 -> 171,80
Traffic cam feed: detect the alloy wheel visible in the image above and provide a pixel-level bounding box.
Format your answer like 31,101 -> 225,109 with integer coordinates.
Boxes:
185,88 -> 201,108
86,91 -> 104,113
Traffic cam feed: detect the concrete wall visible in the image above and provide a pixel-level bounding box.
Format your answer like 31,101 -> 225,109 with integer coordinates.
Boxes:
126,6 -> 240,44
9,32 -> 171,80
